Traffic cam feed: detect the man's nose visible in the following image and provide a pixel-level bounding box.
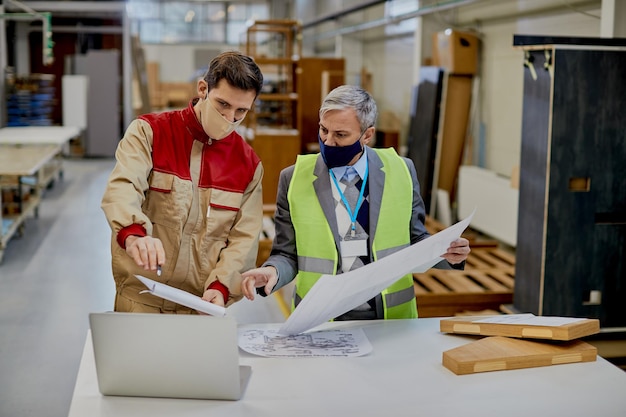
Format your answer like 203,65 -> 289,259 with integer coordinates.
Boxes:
221,109 -> 236,122
323,135 -> 338,146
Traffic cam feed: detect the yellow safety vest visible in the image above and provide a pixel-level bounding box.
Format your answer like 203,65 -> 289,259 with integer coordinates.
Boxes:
287,148 -> 417,319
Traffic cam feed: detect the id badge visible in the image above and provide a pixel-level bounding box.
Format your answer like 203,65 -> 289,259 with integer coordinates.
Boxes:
340,238 -> 368,257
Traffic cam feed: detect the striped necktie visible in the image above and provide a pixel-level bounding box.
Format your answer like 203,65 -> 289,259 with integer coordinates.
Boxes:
335,168 -> 370,273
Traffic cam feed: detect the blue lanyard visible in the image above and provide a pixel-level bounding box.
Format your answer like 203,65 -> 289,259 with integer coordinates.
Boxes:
330,160 -> 369,237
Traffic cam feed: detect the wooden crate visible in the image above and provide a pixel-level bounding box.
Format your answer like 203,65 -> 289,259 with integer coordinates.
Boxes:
414,246 -> 516,317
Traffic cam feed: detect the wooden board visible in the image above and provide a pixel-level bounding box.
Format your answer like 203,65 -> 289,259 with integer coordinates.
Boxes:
443,336 -> 597,375
440,315 -> 600,341
131,35 -> 151,114
436,74 -> 473,202
296,57 -> 345,153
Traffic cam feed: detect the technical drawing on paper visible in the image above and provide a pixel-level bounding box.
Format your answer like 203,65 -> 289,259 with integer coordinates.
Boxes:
238,328 -> 372,357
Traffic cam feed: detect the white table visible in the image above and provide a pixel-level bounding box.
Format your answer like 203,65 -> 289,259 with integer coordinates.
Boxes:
0,126 -> 81,146
68,318 -> 626,417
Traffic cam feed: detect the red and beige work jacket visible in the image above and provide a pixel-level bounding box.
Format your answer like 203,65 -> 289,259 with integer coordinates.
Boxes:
101,99 -> 263,310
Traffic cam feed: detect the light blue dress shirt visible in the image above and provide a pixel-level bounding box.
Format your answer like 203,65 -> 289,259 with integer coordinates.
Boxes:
330,147 -> 368,182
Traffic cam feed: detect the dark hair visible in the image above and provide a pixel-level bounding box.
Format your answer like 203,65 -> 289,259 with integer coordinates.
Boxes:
203,51 -> 263,96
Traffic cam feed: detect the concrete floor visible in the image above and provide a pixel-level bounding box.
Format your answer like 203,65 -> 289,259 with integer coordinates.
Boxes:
0,158 -> 285,417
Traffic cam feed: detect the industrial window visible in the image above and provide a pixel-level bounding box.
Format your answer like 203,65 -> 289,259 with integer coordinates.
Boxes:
126,0 -> 269,45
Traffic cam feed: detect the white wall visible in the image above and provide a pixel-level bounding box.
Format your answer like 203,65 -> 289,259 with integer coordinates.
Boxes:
362,11 -> 445,151
143,43 -> 232,83
365,36 -> 415,145
478,21 -> 526,176
337,36 -> 364,85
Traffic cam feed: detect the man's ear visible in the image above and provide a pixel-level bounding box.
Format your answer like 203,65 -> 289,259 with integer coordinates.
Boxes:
362,126 -> 376,147
196,79 -> 208,98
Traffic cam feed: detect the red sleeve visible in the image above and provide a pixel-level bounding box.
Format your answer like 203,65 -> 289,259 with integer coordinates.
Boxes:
117,224 -> 147,248
207,280 -> 230,303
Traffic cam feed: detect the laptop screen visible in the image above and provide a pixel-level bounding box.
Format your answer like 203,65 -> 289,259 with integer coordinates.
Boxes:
89,312 -> 250,400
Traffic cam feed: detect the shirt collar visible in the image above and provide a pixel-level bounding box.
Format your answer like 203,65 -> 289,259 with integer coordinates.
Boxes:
330,147 -> 368,181
184,97 -> 211,142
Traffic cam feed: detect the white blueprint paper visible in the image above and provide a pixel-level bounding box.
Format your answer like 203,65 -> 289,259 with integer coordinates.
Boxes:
238,326 -> 372,357
135,275 -> 227,317
277,210 -> 475,335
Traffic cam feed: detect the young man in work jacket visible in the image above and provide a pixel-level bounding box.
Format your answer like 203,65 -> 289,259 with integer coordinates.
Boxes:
241,85 -> 470,320
102,51 -> 264,313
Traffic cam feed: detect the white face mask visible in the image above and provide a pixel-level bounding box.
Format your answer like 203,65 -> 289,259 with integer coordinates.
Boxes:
199,95 -> 244,140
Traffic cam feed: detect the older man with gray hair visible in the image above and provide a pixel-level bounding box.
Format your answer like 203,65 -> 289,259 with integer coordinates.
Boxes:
242,85 -> 470,320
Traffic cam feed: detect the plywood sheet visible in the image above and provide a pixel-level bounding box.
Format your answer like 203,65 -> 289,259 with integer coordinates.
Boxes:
443,336 -> 597,375
436,75 -> 472,201
406,67 -> 444,215
250,132 -> 300,204
440,314 -> 599,341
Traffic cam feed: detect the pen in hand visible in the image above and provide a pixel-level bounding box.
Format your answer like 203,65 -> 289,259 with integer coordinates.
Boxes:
156,265 -> 162,277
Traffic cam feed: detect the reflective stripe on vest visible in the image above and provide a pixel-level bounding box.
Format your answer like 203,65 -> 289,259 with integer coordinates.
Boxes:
287,154 -> 338,306
287,149 -> 417,319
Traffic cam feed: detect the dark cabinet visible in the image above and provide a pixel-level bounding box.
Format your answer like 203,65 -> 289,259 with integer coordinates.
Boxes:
513,35 -> 626,328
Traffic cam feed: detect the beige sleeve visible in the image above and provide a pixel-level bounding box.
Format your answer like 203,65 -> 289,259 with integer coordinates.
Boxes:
101,119 -> 155,244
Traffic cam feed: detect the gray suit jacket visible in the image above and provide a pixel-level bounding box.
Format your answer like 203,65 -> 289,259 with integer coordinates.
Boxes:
263,149 -> 455,294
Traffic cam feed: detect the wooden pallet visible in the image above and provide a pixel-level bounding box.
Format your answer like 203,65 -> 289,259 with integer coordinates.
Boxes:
414,246 -> 516,317
424,215 -> 499,248
464,247 -> 515,270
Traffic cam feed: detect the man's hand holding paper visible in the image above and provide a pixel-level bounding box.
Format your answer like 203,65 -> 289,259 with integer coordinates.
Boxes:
441,238 -> 471,265
135,275 -> 227,317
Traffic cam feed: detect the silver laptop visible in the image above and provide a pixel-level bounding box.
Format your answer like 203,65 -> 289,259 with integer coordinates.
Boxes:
88,312 -> 251,400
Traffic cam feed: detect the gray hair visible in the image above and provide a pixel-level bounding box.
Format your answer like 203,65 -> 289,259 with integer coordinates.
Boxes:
319,85 -> 377,133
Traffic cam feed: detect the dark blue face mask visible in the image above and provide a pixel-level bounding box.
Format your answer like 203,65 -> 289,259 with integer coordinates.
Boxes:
318,133 -> 364,169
